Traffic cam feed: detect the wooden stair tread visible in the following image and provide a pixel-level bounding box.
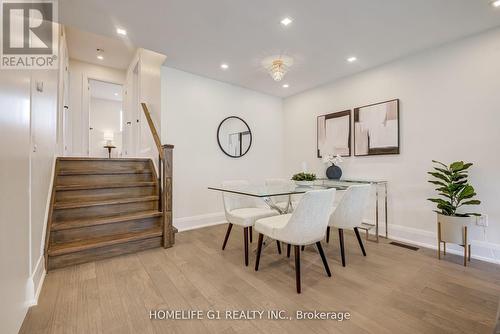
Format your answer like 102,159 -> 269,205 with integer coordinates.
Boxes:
58,169 -> 152,176
57,157 -> 151,162
48,228 -> 163,256
52,211 -> 162,231
56,182 -> 156,191
54,196 -> 159,210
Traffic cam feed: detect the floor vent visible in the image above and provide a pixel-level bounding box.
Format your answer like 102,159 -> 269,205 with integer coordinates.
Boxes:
390,241 -> 419,251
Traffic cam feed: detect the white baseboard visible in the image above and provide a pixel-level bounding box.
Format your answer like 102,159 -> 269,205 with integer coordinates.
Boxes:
174,212 -> 226,232
388,223 -> 500,265
26,255 -> 46,307
175,213 -> 500,265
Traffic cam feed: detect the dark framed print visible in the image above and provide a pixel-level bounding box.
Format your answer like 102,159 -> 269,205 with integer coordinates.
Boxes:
354,99 -> 400,156
317,110 -> 351,158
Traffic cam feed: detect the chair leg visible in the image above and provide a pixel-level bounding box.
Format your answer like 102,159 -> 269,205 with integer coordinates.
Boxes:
443,242 -> 446,255
338,228 -> 346,267
301,245 -> 305,251
294,245 -> 301,294
222,223 -> 233,250
468,244 -> 471,262
354,227 -> 366,256
276,240 -> 282,254
287,244 -> 291,258
326,226 -> 330,243
249,226 -> 253,243
255,233 -> 264,271
316,242 -> 332,277
243,227 -> 249,266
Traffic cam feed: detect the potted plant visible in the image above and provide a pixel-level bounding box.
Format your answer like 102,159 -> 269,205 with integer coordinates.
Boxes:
291,172 -> 317,187
322,154 -> 344,180
427,160 -> 481,264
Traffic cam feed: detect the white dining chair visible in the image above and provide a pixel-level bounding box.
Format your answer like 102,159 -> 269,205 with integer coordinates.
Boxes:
327,184 -> 371,267
265,178 -> 300,213
254,189 -> 336,293
221,180 -> 279,266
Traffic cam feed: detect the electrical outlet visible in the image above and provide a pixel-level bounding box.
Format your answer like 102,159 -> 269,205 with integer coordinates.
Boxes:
477,214 -> 488,227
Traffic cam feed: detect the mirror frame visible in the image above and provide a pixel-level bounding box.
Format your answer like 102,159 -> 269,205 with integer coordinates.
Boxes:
216,116 -> 252,158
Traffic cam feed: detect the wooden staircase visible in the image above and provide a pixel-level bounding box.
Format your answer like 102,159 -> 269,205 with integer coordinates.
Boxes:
45,157 -> 169,270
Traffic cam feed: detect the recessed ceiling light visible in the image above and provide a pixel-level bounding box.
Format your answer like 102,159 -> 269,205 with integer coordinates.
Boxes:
220,63 -> 229,70
280,17 -> 293,26
347,56 -> 357,63
282,84 -> 289,88
116,28 -> 127,36
491,0 -> 500,7
97,55 -> 104,60
114,93 -> 119,96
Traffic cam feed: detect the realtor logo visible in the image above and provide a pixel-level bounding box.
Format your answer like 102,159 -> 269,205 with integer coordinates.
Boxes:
1,0 -> 58,69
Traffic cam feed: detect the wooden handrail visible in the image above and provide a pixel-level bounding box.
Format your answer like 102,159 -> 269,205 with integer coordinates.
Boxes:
141,102 -> 165,161
140,102 -> 175,249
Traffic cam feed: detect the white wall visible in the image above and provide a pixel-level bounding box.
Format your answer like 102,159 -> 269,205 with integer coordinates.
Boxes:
283,28 -> 500,262
89,98 -> 123,157
68,60 -> 125,155
161,67 -> 284,231
29,69 -> 58,303
0,70 -> 32,334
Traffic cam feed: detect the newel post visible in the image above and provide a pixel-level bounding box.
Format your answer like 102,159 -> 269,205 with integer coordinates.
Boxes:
162,144 -> 175,248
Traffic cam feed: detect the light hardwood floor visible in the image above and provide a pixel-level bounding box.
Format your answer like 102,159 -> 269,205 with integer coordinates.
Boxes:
21,224 -> 500,334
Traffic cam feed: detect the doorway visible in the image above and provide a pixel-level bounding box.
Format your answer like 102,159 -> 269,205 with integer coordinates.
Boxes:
88,79 -> 123,158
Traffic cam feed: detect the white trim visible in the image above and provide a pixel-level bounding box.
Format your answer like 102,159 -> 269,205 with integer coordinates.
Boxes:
174,212 -> 226,232
25,255 -> 46,307
173,213 -> 500,265
388,223 -> 500,265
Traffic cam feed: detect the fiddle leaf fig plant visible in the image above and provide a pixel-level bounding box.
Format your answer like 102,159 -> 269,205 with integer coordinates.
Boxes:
427,160 -> 481,217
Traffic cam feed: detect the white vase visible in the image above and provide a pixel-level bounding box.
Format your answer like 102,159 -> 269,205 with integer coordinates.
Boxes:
437,213 -> 476,245
295,180 -> 314,187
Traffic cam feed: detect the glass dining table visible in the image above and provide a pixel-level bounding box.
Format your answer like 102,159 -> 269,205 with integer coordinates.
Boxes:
208,178 -> 388,242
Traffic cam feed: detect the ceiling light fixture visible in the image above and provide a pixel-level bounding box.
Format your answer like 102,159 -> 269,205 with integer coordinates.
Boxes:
116,28 -> 127,36
262,56 -> 294,82
280,17 -> 293,26
282,84 -> 289,88
220,63 -> 229,70
347,56 -> 357,63
114,93 -> 119,96
493,0 -> 500,7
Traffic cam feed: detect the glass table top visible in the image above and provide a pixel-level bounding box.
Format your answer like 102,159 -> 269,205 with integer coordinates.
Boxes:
208,179 -> 386,198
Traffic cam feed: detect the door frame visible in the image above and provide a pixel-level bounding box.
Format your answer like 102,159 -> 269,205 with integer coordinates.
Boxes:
83,76 -> 124,157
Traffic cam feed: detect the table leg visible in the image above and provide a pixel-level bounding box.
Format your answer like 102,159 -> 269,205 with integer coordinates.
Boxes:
384,182 -> 388,238
375,186 -> 379,243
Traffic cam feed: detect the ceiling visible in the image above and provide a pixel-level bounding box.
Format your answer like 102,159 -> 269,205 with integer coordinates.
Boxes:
65,26 -> 135,70
60,0 -> 500,97
89,79 -> 123,101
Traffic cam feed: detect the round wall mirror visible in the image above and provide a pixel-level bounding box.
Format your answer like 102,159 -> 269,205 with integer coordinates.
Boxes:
217,116 -> 252,158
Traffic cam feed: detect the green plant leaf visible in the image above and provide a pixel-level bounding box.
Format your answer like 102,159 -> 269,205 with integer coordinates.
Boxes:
427,172 -> 450,183
432,160 -> 448,168
450,161 -> 464,172
460,200 -> 481,206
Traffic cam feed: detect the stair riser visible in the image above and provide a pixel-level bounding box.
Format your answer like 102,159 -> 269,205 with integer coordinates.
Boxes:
54,201 -> 158,221
58,160 -> 151,172
56,173 -> 154,186
51,217 -> 162,244
48,237 -> 162,270
55,186 -> 157,203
